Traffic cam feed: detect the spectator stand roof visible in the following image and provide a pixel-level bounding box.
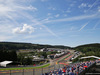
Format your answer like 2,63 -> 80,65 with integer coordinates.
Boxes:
79,56 -> 100,60
0,61 -> 13,67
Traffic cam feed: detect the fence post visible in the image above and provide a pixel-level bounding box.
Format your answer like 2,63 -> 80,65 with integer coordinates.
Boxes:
22,69 -> 24,75
48,66 -> 50,72
33,69 -> 35,75
42,68 -> 43,74
10,70 -> 11,75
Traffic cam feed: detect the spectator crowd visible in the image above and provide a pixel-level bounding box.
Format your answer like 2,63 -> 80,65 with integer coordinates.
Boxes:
41,60 -> 100,75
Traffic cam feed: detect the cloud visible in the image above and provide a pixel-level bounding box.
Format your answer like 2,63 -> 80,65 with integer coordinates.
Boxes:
41,25 -> 58,37
93,20 -> 100,30
13,24 -> 35,34
15,5 -> 37,11
78,3 -> 87,8
98,6 -> 100,12
40,27 -> 42,30
47,13 -> 51,16
63,8 -> 71,13
41,0 -> 48,2
79,21 -> 90,31
70,3 -> 74,7
48,7 -> 56,10
0,0 -> 38,29
0,4 -> 14,14
88,4 -> 92,8
52,8 -> 56,10
0,35 -> 14,41
86,0 -> 98,11
42,17 -> 53,22
33,21 -> 58,37
81,0 -> 98,13
43,18 -> 49,21
78,3 -> 94,9
70,35 -> 79,37
0,0 -> 59,42
0,0 -> 38,33
55,14 -> 60,17
43,13 -> 98,23
64,14 -> 67,17
70,27 -> 74,31
0,0 -> 37,16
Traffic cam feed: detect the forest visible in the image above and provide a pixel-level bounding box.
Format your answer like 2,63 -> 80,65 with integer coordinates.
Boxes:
74,43 -> 100,57
0,42 -> 70,50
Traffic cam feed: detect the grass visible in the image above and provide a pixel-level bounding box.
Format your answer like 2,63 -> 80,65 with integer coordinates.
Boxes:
0,63 -> 50,70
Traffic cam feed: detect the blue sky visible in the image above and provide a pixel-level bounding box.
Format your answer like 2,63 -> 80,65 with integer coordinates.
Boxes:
0,0 -> 100,47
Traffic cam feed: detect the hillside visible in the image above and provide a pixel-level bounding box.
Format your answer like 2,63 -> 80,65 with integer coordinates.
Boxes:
74,43 -> 100,57
0,42 -> 70,51
75,43 -> 100,48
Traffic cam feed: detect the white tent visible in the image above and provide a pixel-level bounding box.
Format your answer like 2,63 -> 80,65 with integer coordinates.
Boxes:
0,61 -> 13,67
79,56 -> 100,60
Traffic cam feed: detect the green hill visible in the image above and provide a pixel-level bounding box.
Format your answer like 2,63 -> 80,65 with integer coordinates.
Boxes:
74,43 -> 100,57
0,42 -> 70,51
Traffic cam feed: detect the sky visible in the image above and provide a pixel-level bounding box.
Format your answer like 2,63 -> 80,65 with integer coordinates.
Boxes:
0,0 -> 100,47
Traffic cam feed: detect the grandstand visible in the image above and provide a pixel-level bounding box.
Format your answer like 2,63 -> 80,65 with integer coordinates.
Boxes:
41,56 -> 100,75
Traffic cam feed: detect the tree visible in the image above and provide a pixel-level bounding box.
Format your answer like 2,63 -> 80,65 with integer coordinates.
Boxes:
17,53 -> 25,65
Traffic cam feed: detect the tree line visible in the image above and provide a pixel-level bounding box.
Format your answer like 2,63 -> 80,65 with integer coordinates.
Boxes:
74,43 -> 100,57
0,50 -> 17,62
0,42 -> 70,51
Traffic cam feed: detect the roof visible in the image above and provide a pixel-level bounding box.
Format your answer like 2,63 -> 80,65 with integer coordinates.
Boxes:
79,56 -> 100,59
0,61 -> 13,67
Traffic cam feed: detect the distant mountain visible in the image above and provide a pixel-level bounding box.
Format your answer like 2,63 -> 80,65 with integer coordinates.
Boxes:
0,42 -> 71,51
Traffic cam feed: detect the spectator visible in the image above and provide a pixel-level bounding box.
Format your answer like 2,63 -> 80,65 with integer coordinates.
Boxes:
41,60 -> 97,75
